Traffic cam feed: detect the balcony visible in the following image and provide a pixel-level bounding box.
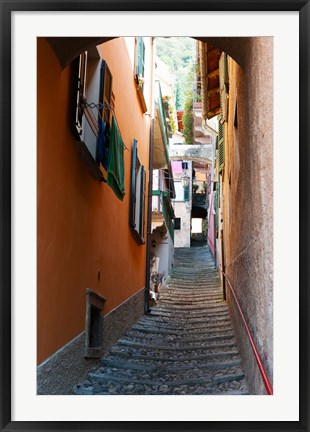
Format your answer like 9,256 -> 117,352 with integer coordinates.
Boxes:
153,81 -> 170,169
152,190 -> 175,241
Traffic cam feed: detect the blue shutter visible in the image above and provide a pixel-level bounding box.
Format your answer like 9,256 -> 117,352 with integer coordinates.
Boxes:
99,60 -> 113,124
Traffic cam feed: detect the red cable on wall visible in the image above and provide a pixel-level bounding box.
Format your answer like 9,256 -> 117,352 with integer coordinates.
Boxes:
219,268 -> 273,395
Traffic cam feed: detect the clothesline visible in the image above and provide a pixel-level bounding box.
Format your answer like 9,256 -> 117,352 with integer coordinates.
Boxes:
80,98 -> 129,151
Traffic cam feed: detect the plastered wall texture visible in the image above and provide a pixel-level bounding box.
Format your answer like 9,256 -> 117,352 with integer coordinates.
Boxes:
37,38 -> 150,364
221,38 -> 273,394
37,288 -> 144,395
174,200 -> 192,247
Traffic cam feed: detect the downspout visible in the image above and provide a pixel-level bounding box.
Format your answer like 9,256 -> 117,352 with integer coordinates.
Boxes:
144,37 -> 155,314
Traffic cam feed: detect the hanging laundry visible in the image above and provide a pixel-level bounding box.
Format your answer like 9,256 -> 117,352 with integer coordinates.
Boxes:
171,161 -> 183,174
96,116 -> 110,171
107,116 -> 125,201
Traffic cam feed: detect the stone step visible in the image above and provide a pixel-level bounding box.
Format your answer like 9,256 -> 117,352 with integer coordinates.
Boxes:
90,365 -> 244,384
151,306 -> 229,314
131,324 -> 234,336
141,315 -> 231,325
88,369 -> 245,388
110,346 -> 241,362
116,337 -> 237,352
126,330 -> 235,344
149,308 -> 229,317
72,245 -> 248,396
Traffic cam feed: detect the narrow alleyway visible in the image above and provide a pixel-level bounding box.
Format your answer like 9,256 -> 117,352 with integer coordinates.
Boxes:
73,246 -> 248,395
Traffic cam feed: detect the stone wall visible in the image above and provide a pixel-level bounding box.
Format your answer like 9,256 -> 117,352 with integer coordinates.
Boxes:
222,37 -> 273,394
37,288 -> 145,395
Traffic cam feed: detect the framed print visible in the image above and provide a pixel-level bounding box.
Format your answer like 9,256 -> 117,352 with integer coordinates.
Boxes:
1,0 -> 309,430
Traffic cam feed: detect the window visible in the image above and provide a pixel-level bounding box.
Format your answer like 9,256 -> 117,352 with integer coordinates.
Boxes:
130,139 -> 146,245
84,288 -> 106,358
174,218 -> 181,230
184,185 -> 190,201
173,181 -> 190,202
99,60 -> 113,124
74,49 -> 113,181
173,181 -> 184,201
135,37 -> 145,86
134,37 -> 147,113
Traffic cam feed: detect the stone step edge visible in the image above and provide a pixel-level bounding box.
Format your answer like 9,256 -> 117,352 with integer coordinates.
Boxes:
110,349 -> 240,362
131,325 -> 234,336
88,372 -> 245,387
101,357 -> 241,372
126,333 -> 235,344
134,321 -> 233,332
117,339 -> 237,351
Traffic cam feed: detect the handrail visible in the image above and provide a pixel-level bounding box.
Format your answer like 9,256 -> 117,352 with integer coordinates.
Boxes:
218,267 -> 273,395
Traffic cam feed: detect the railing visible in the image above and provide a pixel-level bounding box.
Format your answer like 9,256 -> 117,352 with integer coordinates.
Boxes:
218,267 -> 273,395
80,99 -> 99,138
155,81 -> 169,151
152,190 -> 175,241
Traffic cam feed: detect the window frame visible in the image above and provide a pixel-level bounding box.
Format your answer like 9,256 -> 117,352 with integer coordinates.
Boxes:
130,139 -> 146,245
74,52 -> 115,182
135,37 -> 145,85
174,218 -> 181,230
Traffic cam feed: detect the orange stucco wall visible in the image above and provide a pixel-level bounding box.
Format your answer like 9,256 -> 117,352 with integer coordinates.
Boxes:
37,37 -> 151,364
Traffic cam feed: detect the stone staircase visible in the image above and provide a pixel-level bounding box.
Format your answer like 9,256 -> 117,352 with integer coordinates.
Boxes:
73,246 -> 248,395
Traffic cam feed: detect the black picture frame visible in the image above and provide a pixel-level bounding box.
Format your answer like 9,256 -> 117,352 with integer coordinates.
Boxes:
1,1 -> 309,430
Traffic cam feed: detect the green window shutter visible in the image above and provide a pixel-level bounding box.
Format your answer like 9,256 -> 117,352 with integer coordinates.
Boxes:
135,37 -> 145,77
218,121 -> 225,173
130,139 -> 138,229
130,139 -> 146,245
139,166 -> 146,240
184,185 -> 190,201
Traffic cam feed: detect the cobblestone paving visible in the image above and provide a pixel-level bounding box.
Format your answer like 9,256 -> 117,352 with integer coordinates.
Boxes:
73,246 -> 249,395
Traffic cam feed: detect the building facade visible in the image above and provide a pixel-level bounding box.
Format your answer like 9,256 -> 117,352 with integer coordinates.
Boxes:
199,38 -> 273,394
37,37 -> 154,394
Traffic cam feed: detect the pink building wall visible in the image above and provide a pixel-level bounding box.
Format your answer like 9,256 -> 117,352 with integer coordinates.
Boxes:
207,191 -> 216,258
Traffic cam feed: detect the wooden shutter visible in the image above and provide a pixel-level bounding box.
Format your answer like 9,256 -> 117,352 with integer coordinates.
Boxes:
130,139 -> 138,229
139,166 -> 146,240
219,52 -> 229,123
218,121 -> 225,173
135,37 -> 145,77
99,60 -> 113,124
184,185 -> 190,201
75,51 -> 87,136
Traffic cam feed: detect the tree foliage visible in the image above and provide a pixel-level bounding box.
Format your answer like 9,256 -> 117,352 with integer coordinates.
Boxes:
156,37 -> 196,111
182,95 -> 193,144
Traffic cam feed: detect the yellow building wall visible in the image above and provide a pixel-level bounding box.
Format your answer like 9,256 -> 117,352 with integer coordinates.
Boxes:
37,37 -> 151,364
